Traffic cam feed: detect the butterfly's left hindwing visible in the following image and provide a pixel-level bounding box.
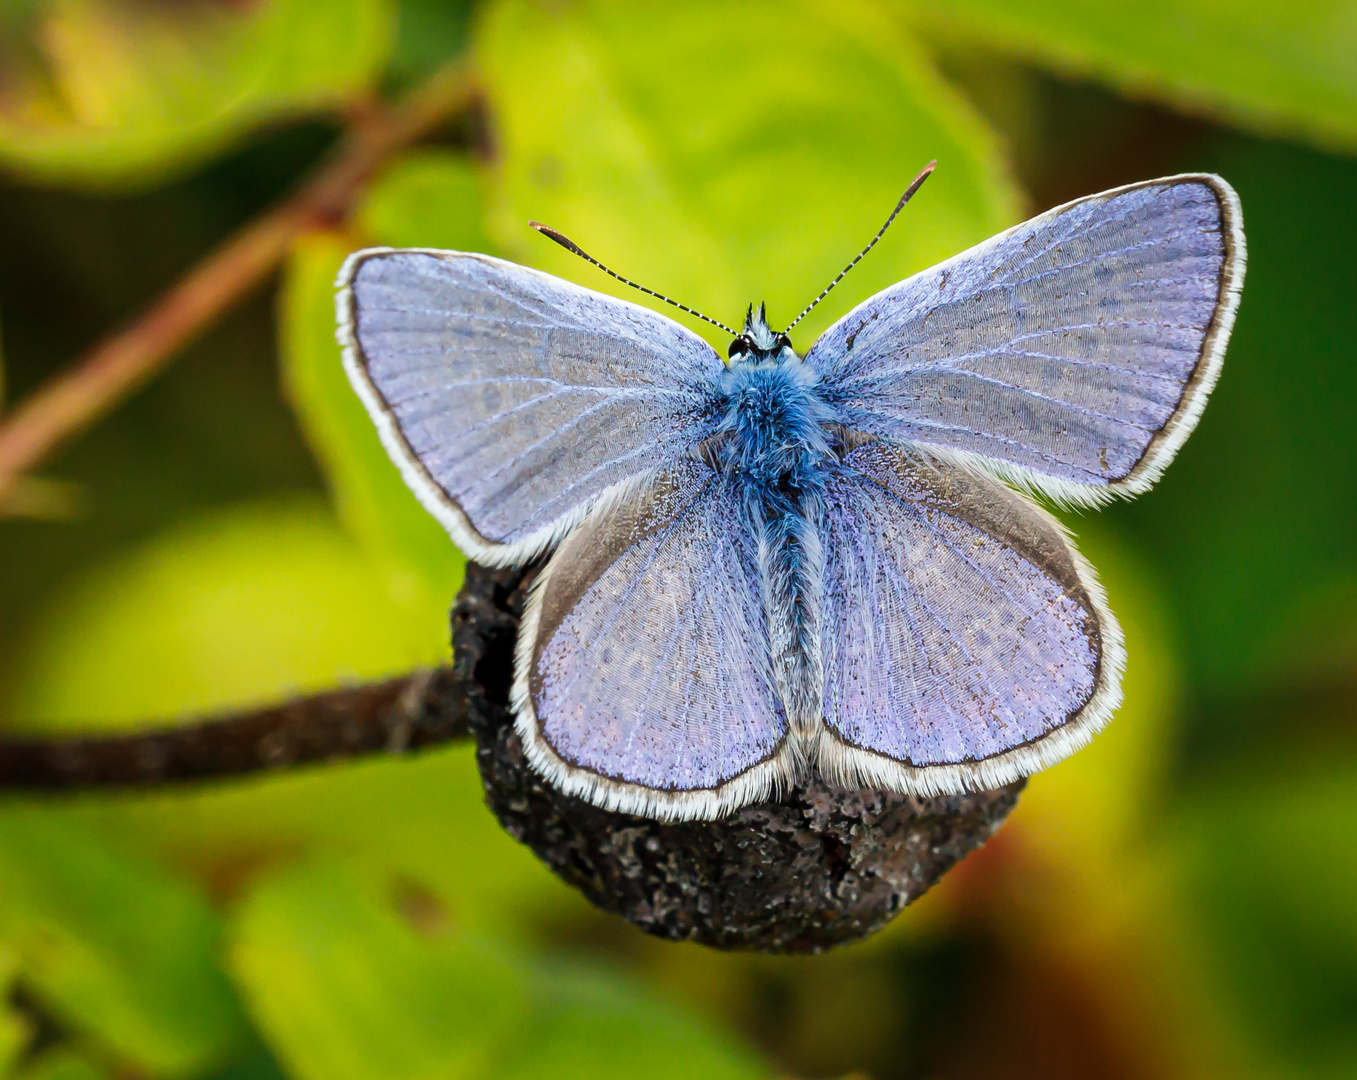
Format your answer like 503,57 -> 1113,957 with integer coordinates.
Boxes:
815,442 -> 1125,795
805,175 -> 1244,506
514,460 -> 796,821
337,249 -> 726,566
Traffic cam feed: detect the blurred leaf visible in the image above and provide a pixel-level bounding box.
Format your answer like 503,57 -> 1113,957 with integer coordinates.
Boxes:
388,0 -> 476,86
5,496 -> 449,731
10,1050 -> 107,1080
0,0 -> 395,190
1169,759 -> 1357,1076
53,741 -> 577,943
0,944 -> 31,1076
197,1039 -> 291,1080
1259,570 -> 1357,691
230,860 -> 527,1080
229,859 -> 767,1080
0,476 -> 86,522
1006,526 -> 1180,900
354,150 -> 492,252
906,0 -> 1357,153
0,809 -> 245,1076
478,0 -> 1019,352
496,963 -> 768,1080
933,530 -> 1210,1075
282,153 -> 486,578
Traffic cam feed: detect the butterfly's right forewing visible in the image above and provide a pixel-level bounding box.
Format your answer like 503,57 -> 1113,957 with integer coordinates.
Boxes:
337,250 -> 726,565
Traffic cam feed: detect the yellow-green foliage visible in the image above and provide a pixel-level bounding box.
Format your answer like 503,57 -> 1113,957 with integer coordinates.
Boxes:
2,2 -> 1356,1078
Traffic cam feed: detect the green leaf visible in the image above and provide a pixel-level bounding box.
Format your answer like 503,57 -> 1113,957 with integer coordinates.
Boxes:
10,1050 -> 108,1080
49,741 -> 575,948
478,0 -> 1019,352
282,153 -> 487,581
0,809 -> 245,1076
1169,759 -> 1357,1075
0,944 -> 31,1076
0,0 -> 395,190
905,0 -> 1357,153
229,859 -> 767,1080
24,745 -> 568,950
1004,525 -> 1181,886
5,496 -> 449,731
354,150 -> 493,252
229,860 -> 527,1080
496,964 -> 768,1080
389,0 -> 477,86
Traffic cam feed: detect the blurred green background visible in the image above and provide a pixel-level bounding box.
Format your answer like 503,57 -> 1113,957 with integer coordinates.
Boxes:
1,1 -> 1355,1078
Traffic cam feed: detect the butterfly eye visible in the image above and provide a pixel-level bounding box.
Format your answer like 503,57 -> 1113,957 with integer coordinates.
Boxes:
727,337 -> 750,360
774,333 -> 793,351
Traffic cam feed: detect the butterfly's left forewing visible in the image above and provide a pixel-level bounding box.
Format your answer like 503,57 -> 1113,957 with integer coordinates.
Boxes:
805,175 -> 1244,506
515,459 -> 796,821
815,443 -> 1124,795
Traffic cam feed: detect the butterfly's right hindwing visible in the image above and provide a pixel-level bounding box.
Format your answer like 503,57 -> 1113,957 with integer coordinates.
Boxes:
815,442 -> 1125,796
337,249 -> 726,565
514,460 -> 796,822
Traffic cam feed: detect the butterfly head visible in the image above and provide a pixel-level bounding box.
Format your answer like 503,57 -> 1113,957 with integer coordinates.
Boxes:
727,302 -> 795,365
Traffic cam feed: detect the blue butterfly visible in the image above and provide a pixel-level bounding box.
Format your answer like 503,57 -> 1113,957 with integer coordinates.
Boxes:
336,165 -> 1245,822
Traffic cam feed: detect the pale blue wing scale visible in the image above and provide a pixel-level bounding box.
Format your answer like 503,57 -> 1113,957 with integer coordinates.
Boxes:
336,249 -> 725,564
814,442 -> 1124,796
513,460 -> 793,821
805,175 -> 1245,505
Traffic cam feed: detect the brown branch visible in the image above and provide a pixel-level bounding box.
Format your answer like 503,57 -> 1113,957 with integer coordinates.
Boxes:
0,667 -> 470,789
0,62 -> 479,504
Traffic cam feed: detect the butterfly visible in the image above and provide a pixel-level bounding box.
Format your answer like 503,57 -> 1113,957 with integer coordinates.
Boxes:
336,164 -> 1245,822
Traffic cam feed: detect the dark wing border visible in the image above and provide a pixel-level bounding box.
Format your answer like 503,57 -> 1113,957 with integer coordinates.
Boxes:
1110,173 -> 1246,499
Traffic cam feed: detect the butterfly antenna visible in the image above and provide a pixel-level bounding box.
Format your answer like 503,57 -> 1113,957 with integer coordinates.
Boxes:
782,160 -> 936,335
530,222 -> 738,337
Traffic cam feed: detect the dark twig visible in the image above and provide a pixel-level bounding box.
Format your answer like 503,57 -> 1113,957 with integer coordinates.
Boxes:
0,667 -> 469,790
0,62 -> 479,507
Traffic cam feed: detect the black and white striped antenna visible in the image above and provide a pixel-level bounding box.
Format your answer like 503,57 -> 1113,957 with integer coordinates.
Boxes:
530,222 -> 738,338
782,160 -> 936,334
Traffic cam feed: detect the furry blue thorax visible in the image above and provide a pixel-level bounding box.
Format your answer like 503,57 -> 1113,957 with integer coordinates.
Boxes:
717,358 -> 835,490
